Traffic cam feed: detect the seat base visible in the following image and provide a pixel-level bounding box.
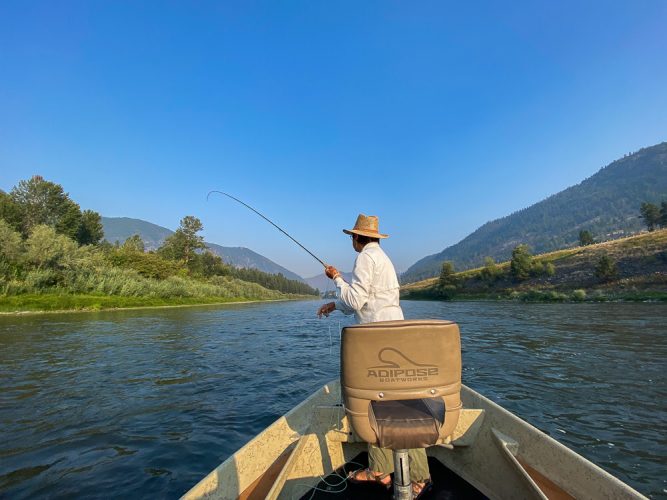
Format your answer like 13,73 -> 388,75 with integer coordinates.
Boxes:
392,449 -> 412,500
298,452 -> 487,500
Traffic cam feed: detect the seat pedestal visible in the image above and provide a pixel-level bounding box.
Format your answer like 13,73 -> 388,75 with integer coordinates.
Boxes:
393,449 -> 413,500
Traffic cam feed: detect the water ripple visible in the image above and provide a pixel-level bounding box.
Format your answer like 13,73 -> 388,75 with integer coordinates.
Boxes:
0,301 -> 665,498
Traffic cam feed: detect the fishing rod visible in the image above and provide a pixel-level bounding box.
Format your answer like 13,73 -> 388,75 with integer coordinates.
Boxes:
206,190 -> 328,269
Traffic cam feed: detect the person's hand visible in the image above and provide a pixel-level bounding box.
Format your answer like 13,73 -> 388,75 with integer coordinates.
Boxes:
317,302 -> 336,318
325,265 -> 340,280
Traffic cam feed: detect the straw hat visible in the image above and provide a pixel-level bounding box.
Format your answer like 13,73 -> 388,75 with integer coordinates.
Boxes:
343,214 -> 389,239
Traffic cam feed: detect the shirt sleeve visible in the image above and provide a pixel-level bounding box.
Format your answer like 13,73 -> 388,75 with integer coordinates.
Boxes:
334,252 -> 374,312
334,298 -> 355,315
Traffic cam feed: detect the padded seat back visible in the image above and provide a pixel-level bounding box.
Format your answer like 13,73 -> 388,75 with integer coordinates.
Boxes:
341,320 -> 462,448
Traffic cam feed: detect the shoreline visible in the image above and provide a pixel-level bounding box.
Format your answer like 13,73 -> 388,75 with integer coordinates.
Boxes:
0,296 -> 317,317
401,291 -> 667,303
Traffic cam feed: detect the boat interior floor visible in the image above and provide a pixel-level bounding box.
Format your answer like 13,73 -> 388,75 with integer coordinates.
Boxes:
299,452 -> 488,500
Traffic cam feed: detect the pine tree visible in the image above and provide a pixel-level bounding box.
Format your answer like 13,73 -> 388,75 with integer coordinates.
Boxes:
659,201 -> 667,228
579,230 -> 595,246
639,202 -> 661,231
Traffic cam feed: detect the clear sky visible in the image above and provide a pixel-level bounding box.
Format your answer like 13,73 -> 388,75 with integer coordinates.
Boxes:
1,1 -> 666,278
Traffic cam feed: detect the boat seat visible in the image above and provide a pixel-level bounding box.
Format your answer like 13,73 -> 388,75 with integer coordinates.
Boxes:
341,320 -> 462,498
341,319 -> 462,449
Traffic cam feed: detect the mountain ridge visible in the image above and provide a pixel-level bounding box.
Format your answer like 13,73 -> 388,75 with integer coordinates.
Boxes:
304,272 -> 355,292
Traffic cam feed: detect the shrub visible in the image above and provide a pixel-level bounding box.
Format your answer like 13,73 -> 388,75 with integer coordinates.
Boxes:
480,257 -> 502,282
0,219 -> 23,264
0,219 -> 23,278
107,248 -> 182,280
528,259 -> 556,278
25,225 -> 78,270
572,289 -> 587,301
23,269 -> 60,290
544,262 -> 556,277
595,255 -> 618,282
510,245 -> 532,281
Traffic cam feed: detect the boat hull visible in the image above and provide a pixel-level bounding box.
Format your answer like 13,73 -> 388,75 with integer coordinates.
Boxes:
182,381 -> 645,499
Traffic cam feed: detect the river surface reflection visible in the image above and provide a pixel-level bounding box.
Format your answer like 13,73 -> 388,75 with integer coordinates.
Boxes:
0,300 -> 665,498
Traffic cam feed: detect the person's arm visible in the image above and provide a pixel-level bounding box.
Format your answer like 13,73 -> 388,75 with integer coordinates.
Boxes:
334,252 -> 373,312
334,297 -> 355,315
317,300 -> 354,318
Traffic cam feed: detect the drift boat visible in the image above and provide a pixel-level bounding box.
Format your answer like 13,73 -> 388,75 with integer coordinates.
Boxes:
183,320 -> 645,499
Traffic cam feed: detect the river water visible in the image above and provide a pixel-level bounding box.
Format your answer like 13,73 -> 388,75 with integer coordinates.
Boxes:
0,300 -> 665,498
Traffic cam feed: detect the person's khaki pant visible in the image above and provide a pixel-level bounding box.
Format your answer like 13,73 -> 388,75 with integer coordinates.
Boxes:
368,444 -> 430,482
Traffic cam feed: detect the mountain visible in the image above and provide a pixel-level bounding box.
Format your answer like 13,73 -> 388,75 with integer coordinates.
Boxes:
402,141 -> 667,283
304,272 -> 355,293
101,217 -> 172,251
101,217 -> 304,281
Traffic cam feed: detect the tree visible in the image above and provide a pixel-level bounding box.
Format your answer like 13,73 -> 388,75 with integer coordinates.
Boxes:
578,230 -> 595,246
0,190 -> 23,232
660,201 -> 667,228
159,215 -> 206,266
639,202 -> 661,231
8,175 -> 102,245
77,210 -> 104,245
510,244 -> 532,281
198,251 -> 227,277
595,255 -> 617,282
122,234 -> 145,252
10,176 -> 81,237
436,261 -> 458,299
438,261 -> 457,287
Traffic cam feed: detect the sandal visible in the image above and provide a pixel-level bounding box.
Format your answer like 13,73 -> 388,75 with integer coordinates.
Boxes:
412,478 -> 433,499
347,468 -> 392,490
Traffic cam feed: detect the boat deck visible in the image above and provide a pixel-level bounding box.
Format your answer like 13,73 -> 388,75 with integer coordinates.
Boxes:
300,452 -> 488,499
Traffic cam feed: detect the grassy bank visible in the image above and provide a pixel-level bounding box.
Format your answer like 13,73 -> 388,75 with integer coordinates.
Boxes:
404,288 -> 667,302
402,229 -> 667,302
0,293 -> 315,314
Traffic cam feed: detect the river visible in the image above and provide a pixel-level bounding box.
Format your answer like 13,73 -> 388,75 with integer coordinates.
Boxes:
0,300 -> 665,498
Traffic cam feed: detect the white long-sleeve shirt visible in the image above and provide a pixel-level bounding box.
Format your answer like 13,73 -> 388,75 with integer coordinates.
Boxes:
334,242 -> 404,324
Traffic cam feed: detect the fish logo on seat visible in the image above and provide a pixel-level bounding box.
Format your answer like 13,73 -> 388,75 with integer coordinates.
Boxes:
367,347 -> 438,381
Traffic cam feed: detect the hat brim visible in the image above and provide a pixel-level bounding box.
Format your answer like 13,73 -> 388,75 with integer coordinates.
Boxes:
343,229 -> 389,239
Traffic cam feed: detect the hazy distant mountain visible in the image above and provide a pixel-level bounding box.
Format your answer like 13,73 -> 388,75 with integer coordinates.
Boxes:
402,141 -> 667,283
101,217 -> 172,251
304,272 -> 355,293
101,217 -> 304,281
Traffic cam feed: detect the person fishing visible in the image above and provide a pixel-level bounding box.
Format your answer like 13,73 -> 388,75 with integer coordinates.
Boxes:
317,214 -> 432,498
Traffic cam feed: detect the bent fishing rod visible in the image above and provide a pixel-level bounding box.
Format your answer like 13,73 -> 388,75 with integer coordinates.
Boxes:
206,190 -> 328,269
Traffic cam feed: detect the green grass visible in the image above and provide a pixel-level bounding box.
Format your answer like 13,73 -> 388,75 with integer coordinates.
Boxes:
0,293 -> 313,313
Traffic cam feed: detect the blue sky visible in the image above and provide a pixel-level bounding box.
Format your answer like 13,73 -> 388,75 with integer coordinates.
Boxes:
1,1 -> 666,278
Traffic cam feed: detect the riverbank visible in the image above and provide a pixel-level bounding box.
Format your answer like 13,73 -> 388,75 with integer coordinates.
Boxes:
0,293 -> 316,315
402,229 -> 667,302
403,288 -> 667,302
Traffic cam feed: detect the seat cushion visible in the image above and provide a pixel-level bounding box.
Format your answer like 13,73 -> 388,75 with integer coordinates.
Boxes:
369,398 -> 445,449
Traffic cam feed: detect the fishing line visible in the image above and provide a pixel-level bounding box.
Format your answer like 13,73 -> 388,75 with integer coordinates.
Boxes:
206,190 -> 328,268
294,460 -> 366,500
